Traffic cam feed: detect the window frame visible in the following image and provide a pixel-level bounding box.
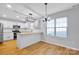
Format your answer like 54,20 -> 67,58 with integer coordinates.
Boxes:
55,17 -> 68,38
47,17 -> 68,38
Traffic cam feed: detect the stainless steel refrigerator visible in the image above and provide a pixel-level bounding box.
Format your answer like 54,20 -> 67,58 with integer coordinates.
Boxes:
0,23 -> 3,44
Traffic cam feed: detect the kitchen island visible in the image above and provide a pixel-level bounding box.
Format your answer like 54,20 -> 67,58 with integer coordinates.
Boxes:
17,31 -> 43,49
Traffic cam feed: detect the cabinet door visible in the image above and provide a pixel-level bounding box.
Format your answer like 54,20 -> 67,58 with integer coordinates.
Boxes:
3,33 -> 9,41
3,33 -> 13,41
9,33 -> 13,40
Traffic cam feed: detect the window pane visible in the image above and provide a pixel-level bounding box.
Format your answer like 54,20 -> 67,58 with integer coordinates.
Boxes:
47,20 -> 54,27
47,19 -> 55,36
56,17 -> 67,27
56,28 -> 67,37
47,27 -> 54,36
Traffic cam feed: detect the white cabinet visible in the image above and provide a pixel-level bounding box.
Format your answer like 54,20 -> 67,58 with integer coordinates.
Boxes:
3,33 -> 13,41
3,29 -> 13,41
17,32 -> 42,49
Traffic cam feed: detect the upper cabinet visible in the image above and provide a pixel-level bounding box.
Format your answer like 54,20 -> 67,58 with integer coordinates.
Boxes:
0,20 -> 25,29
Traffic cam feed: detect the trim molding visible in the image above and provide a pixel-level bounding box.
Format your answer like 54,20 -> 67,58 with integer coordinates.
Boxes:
42,40 -> 79,51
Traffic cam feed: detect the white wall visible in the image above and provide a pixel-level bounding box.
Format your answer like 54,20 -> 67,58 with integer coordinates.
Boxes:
41,7 -> 79,50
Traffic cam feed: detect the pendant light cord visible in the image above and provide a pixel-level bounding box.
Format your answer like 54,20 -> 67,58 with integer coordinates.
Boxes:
45,3 -> 47,18
44,3 -> 48,21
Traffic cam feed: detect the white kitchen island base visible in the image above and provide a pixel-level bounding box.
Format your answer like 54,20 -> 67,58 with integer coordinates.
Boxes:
17,32 -> 42,49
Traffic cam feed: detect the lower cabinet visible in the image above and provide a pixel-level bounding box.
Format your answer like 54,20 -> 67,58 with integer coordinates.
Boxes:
17,33 -> 42,48
3,33 -> 13,41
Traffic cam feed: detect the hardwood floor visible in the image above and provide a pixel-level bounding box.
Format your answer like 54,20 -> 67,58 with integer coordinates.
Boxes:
0,40 -> 79,55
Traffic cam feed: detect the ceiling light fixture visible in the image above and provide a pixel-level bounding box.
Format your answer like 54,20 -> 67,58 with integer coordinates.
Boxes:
43,3 -> 48,22
16,16 -> 20,18
2,14 -> 7,17
25,13 -> 36,22
6,4 -> 12,8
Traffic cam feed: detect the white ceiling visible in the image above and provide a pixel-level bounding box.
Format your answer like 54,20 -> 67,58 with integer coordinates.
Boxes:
0,3 -> 78,22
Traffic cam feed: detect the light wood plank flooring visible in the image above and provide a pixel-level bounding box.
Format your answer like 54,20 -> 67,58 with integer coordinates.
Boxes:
0,40 -> 79,55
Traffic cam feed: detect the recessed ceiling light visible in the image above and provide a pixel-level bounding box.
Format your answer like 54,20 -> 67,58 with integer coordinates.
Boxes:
2,14 -> 7,17
6,4 -> 12,8
16,16 -> 20,18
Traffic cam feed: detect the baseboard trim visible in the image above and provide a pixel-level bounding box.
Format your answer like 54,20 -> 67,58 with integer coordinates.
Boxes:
42,40 -> 79,51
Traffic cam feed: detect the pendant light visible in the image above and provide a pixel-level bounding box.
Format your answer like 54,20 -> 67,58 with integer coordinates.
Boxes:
25,13 -> 36,22
43,3 -> 48,22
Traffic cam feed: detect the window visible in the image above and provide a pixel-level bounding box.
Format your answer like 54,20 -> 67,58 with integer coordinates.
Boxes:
47,20 -> 54,36
56,17 -> 67,38
47,17 -> 68,38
